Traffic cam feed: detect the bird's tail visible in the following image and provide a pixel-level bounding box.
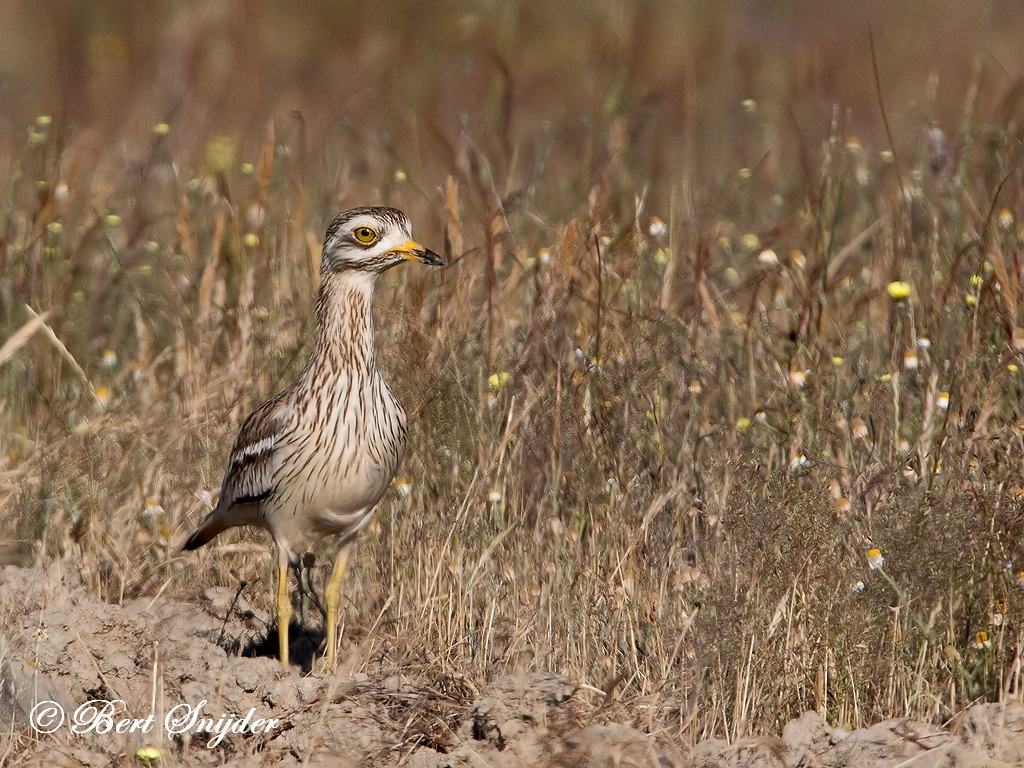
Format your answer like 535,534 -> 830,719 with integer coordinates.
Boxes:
181,511 -> 230,551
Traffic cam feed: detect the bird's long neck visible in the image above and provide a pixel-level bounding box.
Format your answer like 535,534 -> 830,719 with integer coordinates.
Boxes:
304,271 -> 378,383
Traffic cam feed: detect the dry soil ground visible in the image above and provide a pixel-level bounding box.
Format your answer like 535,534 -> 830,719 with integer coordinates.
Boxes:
3,561 -> 1024,768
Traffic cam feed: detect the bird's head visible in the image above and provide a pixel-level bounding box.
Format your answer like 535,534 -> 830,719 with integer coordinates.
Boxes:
320,206 -> 444,276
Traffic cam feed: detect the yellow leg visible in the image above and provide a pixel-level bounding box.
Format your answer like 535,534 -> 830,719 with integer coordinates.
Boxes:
276,553 -> 293,666
324,542 -> 353,669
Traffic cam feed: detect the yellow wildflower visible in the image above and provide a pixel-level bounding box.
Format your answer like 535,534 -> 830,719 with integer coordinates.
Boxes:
886,281 -> 912,301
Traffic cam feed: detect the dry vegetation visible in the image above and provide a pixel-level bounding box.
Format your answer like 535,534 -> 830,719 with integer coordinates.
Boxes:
3,0 -> 1024,759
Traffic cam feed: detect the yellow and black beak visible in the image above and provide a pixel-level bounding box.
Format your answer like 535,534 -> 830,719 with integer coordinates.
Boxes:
389,240 -> 445,267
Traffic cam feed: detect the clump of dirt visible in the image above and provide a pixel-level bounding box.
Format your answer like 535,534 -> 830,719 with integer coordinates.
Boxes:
2,561 -> 1024,767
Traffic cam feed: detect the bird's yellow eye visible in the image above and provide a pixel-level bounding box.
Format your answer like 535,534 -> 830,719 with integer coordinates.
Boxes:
353,226 -> 378,244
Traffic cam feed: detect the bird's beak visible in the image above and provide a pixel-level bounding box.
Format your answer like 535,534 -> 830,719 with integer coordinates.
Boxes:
389,240 -> 445,267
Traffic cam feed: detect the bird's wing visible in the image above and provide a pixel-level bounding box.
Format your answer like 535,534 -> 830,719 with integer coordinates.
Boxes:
216,390 -> 292,511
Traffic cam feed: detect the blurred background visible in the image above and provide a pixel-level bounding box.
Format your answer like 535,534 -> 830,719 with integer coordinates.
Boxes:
2,0 -> 1022,214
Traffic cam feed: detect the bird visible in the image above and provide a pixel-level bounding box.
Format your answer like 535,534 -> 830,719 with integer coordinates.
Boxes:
183,206 -> 444,668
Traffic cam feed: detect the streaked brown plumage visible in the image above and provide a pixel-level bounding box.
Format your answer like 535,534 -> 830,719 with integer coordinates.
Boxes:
183,206 -> 444,667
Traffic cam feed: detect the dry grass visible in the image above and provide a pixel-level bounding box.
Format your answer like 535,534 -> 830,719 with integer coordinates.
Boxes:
3,0 -> 1024,747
